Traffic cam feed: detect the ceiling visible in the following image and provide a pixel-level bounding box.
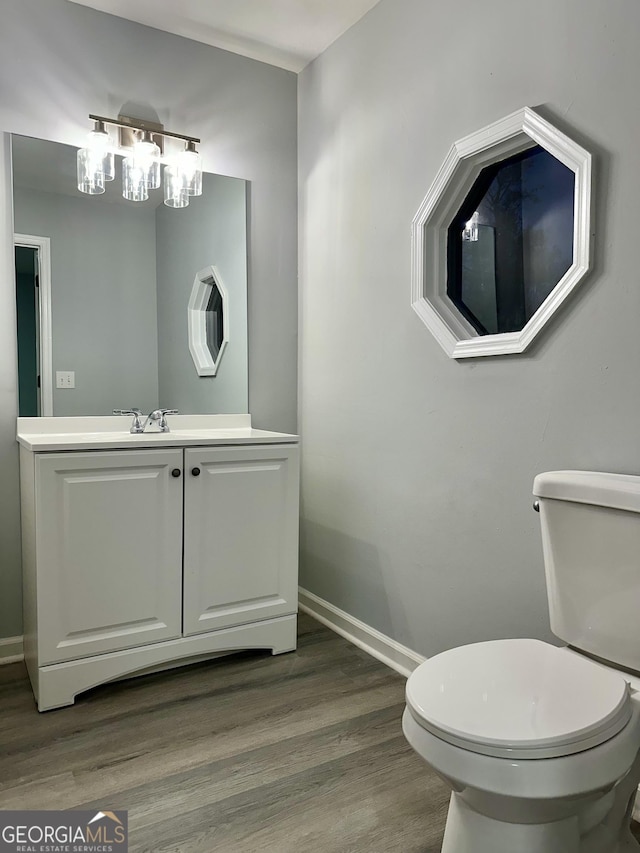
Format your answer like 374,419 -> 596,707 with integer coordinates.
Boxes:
66,0 -> 382,72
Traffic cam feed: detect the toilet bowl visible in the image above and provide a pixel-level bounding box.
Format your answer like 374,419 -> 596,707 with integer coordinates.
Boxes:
404,640 -> 640,852
403,472 -> 640,853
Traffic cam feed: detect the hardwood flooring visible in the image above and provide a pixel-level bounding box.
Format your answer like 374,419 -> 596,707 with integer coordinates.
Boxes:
1,614 -> 639,851
0,614 -> 449,852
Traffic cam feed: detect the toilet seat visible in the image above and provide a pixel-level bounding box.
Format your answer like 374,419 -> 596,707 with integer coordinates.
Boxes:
406,639 -> 632,759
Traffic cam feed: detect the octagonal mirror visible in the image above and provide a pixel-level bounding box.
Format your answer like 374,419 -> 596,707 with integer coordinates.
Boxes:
188,265 -> 229,376
411,108 -> 592,358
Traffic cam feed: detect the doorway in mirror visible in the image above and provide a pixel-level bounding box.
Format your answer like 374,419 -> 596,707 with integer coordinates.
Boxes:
14,233 -> 52,416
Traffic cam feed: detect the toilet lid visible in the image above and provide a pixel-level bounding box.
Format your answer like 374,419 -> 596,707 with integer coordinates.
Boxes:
406,639 -> 632,759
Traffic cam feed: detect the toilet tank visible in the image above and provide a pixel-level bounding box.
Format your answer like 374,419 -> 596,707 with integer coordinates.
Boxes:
533,471 -> 640,673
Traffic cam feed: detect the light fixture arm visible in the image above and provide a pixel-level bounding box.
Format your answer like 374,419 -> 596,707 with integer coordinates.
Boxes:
88,114 -> 200,146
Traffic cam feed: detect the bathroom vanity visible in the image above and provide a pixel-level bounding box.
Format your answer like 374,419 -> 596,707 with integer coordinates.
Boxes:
17,415 -> 299,711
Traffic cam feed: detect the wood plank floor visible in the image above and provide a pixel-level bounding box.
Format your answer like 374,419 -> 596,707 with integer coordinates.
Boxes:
0,614 -> 449,852
1,614 -> 639,851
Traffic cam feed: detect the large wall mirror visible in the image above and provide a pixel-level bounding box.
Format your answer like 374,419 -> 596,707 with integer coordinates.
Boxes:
12,135 -> 248,416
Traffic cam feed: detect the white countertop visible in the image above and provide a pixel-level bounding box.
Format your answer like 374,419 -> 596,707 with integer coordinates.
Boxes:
17,415 -> 298,452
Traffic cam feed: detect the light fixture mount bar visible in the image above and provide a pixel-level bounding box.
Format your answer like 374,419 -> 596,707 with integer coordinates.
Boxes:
88,114 -> 201,154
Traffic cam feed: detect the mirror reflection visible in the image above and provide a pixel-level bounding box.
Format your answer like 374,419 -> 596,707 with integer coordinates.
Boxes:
12,135 -> 248,417
187,266 -> 229,377
447,145 -> 575,335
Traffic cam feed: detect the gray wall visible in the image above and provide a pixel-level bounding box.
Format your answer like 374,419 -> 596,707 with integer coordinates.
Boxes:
14,186 -> 159,416
0,0 -> 297,640
156,173 -> 248,414
298,0 -> 640,656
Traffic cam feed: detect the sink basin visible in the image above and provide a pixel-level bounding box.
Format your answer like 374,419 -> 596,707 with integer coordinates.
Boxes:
41,429 -> 216,443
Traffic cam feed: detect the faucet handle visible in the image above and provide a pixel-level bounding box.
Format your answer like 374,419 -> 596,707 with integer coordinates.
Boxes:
150,408 -> 178,433
113,408 -> 144,434
159,409 -> 178,432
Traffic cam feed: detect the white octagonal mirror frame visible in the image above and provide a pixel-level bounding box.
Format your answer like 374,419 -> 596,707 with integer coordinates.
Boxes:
188,265 -> 229,376
411,107 -> 592,358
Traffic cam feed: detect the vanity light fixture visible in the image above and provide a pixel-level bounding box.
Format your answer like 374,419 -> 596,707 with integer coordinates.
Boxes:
461,210 -> 479,242
77,114 -> 202,208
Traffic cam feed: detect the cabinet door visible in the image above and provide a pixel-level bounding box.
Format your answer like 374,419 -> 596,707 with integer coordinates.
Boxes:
183,445 -> 299,635
35,449 -> 183,665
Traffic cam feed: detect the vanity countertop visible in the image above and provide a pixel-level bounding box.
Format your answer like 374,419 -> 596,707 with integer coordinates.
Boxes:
17,415 -> 298,452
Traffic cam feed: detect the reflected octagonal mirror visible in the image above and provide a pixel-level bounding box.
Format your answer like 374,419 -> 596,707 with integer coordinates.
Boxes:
411,107 -> 592,358
188,265 -> 229,376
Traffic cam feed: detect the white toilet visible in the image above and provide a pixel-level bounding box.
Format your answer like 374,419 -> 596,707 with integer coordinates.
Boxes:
403,471 -> 640,853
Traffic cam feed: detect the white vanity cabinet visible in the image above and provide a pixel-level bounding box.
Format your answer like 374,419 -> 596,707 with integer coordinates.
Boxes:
18,417 -> 299,711
182,446 -> 299,635
33,448 -> 184,665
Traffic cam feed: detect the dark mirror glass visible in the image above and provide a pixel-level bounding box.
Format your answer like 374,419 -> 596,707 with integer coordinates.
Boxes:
447,145 -> 575,335
204,277 -> 224,362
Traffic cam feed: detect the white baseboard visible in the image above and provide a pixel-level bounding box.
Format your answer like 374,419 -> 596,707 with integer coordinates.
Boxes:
298,588 -> 424,678
0,635 -> 24,665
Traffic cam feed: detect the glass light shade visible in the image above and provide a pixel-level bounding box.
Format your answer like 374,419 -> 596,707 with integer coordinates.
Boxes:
462,210 -> 479,242
87,127 -> 115,181
163,165 -> 189,208
133,136 -> 161,189
77,148 -> 105,195
122,157 -> 149,202
176,146 -> 202,196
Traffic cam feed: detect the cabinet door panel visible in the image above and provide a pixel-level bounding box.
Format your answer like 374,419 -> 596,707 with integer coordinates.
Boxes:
183,445 -> 299,635
36,449 -> 183,664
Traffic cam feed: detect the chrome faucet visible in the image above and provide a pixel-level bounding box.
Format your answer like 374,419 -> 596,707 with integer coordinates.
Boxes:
142,408 -> 179,433
113,408 -> 145,434
114,408 -> 178,433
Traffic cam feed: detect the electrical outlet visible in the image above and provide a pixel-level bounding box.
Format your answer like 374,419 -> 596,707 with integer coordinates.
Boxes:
56,371 -> 75,389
